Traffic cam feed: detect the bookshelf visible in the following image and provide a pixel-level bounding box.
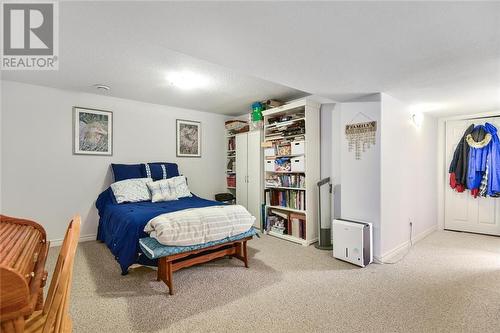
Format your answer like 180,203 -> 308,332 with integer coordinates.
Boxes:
226,132 -> 237,196
262,99 -> 320,246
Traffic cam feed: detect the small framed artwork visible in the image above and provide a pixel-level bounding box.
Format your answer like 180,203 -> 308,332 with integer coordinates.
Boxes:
73,106 -> 113,155
176,119 -> 201,157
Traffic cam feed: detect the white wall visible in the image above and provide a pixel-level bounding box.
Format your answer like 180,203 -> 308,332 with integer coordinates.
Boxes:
325,94 -> 438,259
339,100 -> 382,256
1,81 -> 228,242
380,93 -> 438,258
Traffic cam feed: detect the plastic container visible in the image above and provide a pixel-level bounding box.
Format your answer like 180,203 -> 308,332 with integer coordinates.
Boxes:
265,160 -> 276,172
291,156 -> 305,172
291,141 -> 305,155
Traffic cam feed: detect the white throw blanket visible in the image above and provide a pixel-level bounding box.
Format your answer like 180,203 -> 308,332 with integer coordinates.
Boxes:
144,205 -> 256,246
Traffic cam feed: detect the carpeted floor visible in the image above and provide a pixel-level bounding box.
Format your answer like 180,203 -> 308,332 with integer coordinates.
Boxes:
46,230 -> 500,332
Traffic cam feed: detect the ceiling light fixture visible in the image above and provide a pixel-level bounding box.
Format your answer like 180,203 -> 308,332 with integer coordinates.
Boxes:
166,71 -> 209,90
408,102 -> 446,113
93,84 -> 110,92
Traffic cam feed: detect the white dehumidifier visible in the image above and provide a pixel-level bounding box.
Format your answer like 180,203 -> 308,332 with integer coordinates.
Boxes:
332,219 -> 373,267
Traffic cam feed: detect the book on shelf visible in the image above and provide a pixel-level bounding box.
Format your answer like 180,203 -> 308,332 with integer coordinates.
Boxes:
266,209 -> 289,234
289,213 -> 306,239
265,134 -> 284,141
226,159 -> 235,172
265,209 -> 306,239
266,119 -> 305,136
265,174 -> 305,188
227,137 -> 235,151
265,188 -> 306,210
267,113 -> 305,126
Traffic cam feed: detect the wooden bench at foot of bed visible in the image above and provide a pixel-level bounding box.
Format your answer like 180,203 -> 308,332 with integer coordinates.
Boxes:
156,237 -> 251,295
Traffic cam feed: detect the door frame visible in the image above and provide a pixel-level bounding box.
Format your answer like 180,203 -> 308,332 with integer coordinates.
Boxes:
437,111 -> 500,231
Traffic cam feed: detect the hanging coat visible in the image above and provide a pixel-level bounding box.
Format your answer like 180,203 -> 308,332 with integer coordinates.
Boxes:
466,125 -> 491,192
484,123 -> 500,196
449,124 -> 475,190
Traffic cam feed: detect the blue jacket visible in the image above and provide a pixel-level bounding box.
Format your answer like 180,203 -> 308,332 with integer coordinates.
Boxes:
485,123 -> 500,196
467,125 -> 490,190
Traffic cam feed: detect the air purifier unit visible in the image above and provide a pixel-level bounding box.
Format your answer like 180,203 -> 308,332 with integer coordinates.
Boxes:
332,219 -> 373,267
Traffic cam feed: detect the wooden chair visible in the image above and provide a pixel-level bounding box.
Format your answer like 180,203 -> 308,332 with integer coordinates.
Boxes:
24,216 -> 81,333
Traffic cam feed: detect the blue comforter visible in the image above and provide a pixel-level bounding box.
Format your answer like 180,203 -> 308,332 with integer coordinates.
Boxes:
96,188 -> 222,274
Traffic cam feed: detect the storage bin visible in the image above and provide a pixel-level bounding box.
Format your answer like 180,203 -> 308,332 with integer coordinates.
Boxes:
265,160 -> 276,172
291,156 -> 305,172
226,176 -> 236,188
264,147 -> 275,157
291,141 -> 305,155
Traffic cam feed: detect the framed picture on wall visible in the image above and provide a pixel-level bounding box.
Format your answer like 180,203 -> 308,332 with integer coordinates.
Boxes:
176,119 -> 201,157
73,106 -> 113,155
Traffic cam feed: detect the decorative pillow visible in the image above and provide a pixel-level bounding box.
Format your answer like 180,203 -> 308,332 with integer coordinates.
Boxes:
110,178 -> 153,204
142,163 -> 180,181
147,179 -> 178,203
111,164 -> 145,182
171,176 -> 192,198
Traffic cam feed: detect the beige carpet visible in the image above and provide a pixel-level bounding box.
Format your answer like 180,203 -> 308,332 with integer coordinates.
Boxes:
46,230 -> 500,332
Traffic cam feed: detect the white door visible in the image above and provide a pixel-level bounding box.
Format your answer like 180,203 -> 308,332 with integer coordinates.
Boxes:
444,117 -> 500,235
247,131 -> 262,228
235,133 -> 248,207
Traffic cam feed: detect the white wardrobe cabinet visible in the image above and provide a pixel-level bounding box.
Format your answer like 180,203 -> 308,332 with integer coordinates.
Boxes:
236,131 -> 262,229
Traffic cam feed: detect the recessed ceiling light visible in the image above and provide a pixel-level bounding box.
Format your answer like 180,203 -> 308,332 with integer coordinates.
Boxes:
166,71 -> 209,90
93,84 -> 110,92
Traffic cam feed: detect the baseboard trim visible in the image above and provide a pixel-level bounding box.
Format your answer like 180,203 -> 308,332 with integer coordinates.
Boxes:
374,225 -> 437,263
50,234 -> 97,247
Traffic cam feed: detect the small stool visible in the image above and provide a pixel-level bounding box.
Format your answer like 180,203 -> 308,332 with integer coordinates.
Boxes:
215,193 -> 236,204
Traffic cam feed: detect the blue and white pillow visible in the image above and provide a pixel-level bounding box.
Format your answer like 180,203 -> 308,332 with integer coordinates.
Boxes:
111,178 -> 153,204
143,163 -> 180,181
147,179 -> 178,203
171,176 -> 192,198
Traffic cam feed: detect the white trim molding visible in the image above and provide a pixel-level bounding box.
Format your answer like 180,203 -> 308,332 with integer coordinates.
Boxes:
374,225 -> 437,263
49,234 -> 97,247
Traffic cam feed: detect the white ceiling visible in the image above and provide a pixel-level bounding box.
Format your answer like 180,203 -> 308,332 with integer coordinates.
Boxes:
3,1 -> 500,116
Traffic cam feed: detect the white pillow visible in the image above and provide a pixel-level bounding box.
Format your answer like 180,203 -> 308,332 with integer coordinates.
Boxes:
171,176 -> 192,198
147,179 -> 178,203
111,178 -> 153,204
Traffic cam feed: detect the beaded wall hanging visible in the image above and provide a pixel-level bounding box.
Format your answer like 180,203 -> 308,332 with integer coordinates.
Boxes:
345,120 -> 377,160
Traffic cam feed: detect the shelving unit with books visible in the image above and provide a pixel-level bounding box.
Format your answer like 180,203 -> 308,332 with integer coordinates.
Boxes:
262,99 -> 320,246
226,134 -> 236,193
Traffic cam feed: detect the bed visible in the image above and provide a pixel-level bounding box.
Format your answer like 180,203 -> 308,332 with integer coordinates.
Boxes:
96,187 -> 223,275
